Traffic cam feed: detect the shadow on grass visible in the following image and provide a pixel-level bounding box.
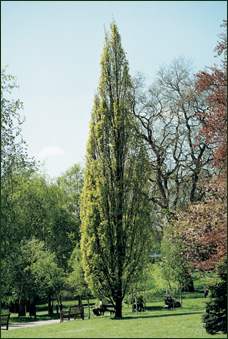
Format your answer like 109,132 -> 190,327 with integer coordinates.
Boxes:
144,306 -> 164,311
10,313 -> 60,324
111,311 -> 202,321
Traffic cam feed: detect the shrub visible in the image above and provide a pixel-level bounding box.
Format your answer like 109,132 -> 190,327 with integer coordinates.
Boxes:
202,257 -> 227,334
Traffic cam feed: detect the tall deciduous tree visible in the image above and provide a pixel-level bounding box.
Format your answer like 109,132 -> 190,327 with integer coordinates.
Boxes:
132,58 -> 213,220
80,22 -> 151,318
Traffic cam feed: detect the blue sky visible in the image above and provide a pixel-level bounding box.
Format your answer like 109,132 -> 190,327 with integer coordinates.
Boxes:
2,1 -> 227,178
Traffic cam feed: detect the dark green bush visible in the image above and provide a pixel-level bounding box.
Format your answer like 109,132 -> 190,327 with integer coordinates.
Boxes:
202,257 -> 227,334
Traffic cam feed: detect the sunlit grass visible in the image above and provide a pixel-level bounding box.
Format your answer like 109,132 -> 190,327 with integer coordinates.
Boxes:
1,297 -> 227,338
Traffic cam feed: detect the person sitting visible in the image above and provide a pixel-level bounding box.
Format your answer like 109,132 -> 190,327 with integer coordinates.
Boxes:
93,299 -> 103,316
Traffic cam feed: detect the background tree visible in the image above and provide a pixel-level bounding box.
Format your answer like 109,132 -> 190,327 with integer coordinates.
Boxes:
1,168 -> 82,311
57,164 -> 84,225
1,68 -> 36,314
18,238 -> 65,316
30,239 -> 65,315
132,58 -> 213,219
173,177 -> 227,272
67,245 -> 91,300
1,67 -> 34,178
80,22 -> 152,318
161,226 -> 193,306
195,20 -> 227,175
170,22 -> 227,272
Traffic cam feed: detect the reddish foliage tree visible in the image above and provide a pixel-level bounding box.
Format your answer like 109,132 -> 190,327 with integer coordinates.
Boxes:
172,178 -> 227,271
167,21 -> 227,272
195,20 -> 227,174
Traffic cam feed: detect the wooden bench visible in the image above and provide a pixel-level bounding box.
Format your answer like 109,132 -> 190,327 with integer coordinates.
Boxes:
1,314 -> 10,330
60,306 -> 84,322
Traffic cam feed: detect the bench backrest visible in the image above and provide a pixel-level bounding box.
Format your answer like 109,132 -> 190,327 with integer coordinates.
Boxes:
1,314 -> 10,330
1,314 -> 10,323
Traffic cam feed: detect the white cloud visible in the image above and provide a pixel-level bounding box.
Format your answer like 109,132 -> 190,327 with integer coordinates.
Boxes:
35,146 -> 64,159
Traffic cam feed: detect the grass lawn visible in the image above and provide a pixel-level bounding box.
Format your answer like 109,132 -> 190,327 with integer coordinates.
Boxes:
1,297 -> 227,338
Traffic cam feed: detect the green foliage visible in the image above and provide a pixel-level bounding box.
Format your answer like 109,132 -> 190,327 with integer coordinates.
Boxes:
2,238 -> 65,306
202,257 -> 227,334
67,244 -> 91,297
1,166 -> 83,307
1,67 -> 35,178
144,263 -> 168,300
57,164 -> 84,222
80,22 -> 152,316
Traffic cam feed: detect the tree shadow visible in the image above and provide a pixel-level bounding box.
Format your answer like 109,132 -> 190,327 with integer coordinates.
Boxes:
144,306 -> 164,311
111,311 -> 202,320
10,313 -> 60,323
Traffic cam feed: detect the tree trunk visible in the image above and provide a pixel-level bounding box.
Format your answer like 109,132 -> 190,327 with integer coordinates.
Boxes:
115,297 -> 122,318
48,295 -> 53,315
87,297 -> 90,319
135,292 -> 138,315
18,299 -> 26,316
182,275 -> 195,292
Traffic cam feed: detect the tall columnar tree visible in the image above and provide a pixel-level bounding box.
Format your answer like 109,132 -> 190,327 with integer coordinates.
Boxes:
80,22 -> 151,318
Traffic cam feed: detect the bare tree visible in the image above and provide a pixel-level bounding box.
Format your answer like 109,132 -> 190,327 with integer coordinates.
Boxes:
132,58 -> 214,220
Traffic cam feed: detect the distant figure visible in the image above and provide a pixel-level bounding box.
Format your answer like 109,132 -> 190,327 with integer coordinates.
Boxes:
165,291 -> 170,304
59,303 -> 63,311
98,299 -> 103,308
204,288 -> 209,298
56,304 -> 59,314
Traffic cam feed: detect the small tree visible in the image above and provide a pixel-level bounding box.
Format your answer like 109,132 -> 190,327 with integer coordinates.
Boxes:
161,226 -> 192,306
202,257 -> 227,334
30,239 -> 65,315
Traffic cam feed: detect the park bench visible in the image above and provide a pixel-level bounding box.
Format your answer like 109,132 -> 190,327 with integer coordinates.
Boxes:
93,304 -> 115,316
164,296 -> 181,309
60,305 -> 84,322
1,314 -> 10,330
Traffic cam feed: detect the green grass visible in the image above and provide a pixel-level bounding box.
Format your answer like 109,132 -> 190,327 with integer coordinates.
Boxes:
1,296 -> 227,338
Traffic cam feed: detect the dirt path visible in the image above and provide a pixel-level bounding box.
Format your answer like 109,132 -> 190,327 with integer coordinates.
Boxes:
9,319 -> 60,330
